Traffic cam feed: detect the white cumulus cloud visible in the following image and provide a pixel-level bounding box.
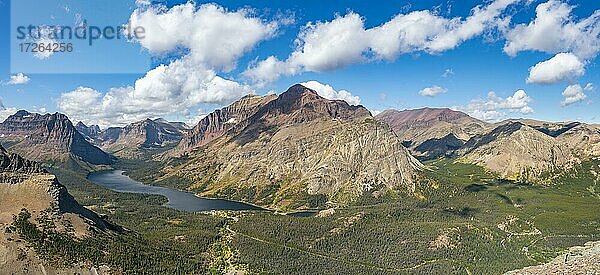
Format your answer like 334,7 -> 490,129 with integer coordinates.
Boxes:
58,3 -> 277,127
458,89 -> 534,122
503,0 -> 600,60
245,0 -> 518,83
527,53 -> 585,84
0,100 -> 18,122
6,73 -> 30,85
418,86 -> 447,97
300,81 -> 361,106
561,84 -> 587,106
127,3 -> 277,71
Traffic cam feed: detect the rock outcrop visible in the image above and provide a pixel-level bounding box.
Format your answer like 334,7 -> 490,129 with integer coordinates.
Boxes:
0,145 -> 116,274
0,111 -> 114,165
505,241 -> 600,274
169,84 -> 423,210
0,144 -> 112,232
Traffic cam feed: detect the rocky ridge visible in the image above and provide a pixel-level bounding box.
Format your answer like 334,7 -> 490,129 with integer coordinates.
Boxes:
0,145 -> 115,273
457,121 -> 578,182
169,84 -> 423,210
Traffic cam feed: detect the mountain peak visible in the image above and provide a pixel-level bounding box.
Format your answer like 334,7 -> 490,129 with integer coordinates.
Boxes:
14,110 -> 31,117
0,111 -> 114,165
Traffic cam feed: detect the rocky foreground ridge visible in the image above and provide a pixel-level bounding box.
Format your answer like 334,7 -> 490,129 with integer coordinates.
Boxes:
0,145 -> 115,274
505,241 -> 600,274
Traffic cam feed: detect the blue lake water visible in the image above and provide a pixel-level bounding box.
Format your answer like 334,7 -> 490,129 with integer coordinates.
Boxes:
87,170 -> 264,212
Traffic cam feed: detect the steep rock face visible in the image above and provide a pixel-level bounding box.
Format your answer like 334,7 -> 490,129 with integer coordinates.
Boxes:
0,111 -> 113,165
75,122 -> 101,143
457,122 -> 577,182
0,144 -> 113,233
174,94 -> 277,153
375,108 -> 489,157
0,145 -> 43,174
170,84 -> 423,210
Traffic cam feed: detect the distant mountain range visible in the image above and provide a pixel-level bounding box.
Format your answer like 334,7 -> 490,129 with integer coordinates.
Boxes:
377,107 -> 600,183
0,83 -> 598,206
76,118 -> 189,159
375,108 -> 490,160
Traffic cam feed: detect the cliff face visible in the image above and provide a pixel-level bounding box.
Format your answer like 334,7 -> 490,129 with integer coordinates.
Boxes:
0,144 -> 110,230
457,122 -> 578,182
0,111 -> 113,165
75,122 -> 101,143
174,94 -> 277,153
169,84 -> 423,210
375,108 -> 489,159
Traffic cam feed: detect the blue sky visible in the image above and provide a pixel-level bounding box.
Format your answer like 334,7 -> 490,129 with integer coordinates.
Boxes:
0,0 -> 598,127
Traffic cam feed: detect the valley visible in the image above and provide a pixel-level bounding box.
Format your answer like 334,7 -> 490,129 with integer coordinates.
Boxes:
1,84 -> 599,274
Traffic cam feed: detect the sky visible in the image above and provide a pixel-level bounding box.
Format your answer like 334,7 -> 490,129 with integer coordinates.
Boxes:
0,0 -> 598,128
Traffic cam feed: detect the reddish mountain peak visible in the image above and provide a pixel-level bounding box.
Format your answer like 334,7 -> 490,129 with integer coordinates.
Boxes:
261,84 -> 369,122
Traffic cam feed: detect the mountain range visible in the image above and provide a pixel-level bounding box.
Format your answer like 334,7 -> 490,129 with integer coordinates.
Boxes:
0,111 -> 114,165
0,84 -> 598,205
0,83 -> 599,274
77,118 -> 189,159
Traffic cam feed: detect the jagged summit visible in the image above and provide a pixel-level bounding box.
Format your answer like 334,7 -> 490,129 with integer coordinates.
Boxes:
258,84 -> 369,122
0,111 -> 114,165
175,84 -> 370,153
0,145 -> 43,174
13,110 -> 31,117
80,117 -> 188,159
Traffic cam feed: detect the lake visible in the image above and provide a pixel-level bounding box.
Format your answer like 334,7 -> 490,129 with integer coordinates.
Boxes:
87,170 -> 265,212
